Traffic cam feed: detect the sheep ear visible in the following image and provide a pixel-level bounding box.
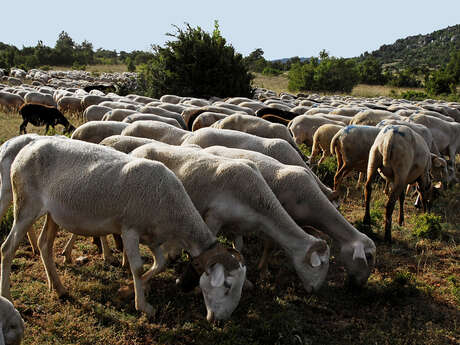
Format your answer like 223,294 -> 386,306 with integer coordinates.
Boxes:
352,243 -> 367,263
210,263 -> 225,287
0,323 -> 5,345
310,251 -> 321,267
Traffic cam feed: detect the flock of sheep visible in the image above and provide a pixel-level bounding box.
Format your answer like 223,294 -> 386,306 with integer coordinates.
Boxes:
0,67 -> 459,344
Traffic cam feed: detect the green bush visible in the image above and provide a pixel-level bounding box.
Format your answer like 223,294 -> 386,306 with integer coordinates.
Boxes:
288,54 -> 359,93
137,21 -> 253,99
313,156 -> 337,187
425,70 -> 456,95
357,57 -> 387,85
387,69 -> 421,87
412,213 -> 442,239
400,90 -> 428,101
262,67 -> 282,76
0,206 -> 14,243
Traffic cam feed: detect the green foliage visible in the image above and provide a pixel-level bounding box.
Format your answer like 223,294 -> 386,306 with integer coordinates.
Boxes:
288,53 -> 359,93
412,213 -> 442,240
125,57 -> 136,72
425,70 -> 457,95
357,56 -> 387,85
137,21 -> 253,99
0,206 -> 13,243
400,90 -> 428,101
314,156 -> 337,187
262,67 -> 282,76
387,68 -> 421,87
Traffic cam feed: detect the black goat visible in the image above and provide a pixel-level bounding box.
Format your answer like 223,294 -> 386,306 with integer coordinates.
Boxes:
19,103 -> 75,134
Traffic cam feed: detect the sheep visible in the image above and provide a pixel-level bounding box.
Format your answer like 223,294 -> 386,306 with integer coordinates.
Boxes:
406,113 -> 460,182
201,145 -> 375,285
130,143 -> 330,293
255,107 -> 298,120
260,114 -> 291,125
121,121 -> 192,145
24,92 -> 56,107
288,115 -> 346,147
330,125 -> 382,192
0,296 -> 24,345
210,113 -> 309,163
101,109 -> 137,121
314,113 -> 352,125
137,106 -> 187,129
181,106 -> 237,130
211,102 -> 255,115
363,125 -> 444,242
309,124 -> 344,165
157,103 -> 188,114
159,94 -> 182,104
0,138 -> 246,321
98,101 -> 138,111
80,95 -> 111,109
182,128 -> 308,168
122,113 -> 181,128
82,105 -> 112,121
57,96 -> 84,114
191,112 -> 228,131
0,92 -> 24,111
350,110 -> 401,126
71,121 -> 130,144
19,103 -> 75,135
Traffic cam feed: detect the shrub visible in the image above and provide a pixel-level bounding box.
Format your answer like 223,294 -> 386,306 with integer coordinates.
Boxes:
425,70 -> 456,95
400,90 -> 428,101
313,156 -> 337,188
137,21 -> 253,99
412,213 -> 442,239
387,69 -> 421,88
357,57 -> 387,85
262,67 -> 282,76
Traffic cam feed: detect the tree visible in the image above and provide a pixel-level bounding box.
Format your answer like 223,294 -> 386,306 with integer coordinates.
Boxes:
54,31 -> 75,65
243,48 -> 267,72
138,21 -> 253,99
357,56 -> 386,85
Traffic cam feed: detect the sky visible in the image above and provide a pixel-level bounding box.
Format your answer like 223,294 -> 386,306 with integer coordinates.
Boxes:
1,1 -> 459,60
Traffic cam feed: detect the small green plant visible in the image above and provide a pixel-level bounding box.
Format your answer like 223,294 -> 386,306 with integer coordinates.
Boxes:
40,65 -> 51,71
314,156 -> 337,187
400,90 -> 428,101
447,275 -> 460,304
412,213 -> 442,239
0,206 -> 14,243
262,67 -> 281,76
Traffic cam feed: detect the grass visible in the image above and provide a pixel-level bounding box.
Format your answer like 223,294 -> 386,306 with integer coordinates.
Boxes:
1,110 -> 459,344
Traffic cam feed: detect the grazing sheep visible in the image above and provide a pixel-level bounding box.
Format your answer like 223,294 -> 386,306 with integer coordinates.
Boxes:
19,103 -> 75,135
137,106 -> 187,129
191,112 -> 228,131
260,114 -> 291,125
288,115 -> 346,147
314,113 -> 352,125
364,125 -> 443,242
121,121 -> 192,145
130,143 -> 330,293
350,110 -> 401,126
255,107 -> 298,120
71,121 -> 129,143
101,109 -> 137,121
210,114 -> 308,163
0,138 -> 246,321
182,106 -> 236,130
99,101 -> 138,111
80,95 -> 111,109
0,296 -> 24,345
182,128 -> 307,168
82,105 -> 112,121
202,145 -> 375,286
406,113 -> 460,182
24,92 -> 56,107
0,92 -> 24,110
122,113 -> 181,128
57,96 -> 84,114
330,125 -> 382,192
310,124 -> 344,165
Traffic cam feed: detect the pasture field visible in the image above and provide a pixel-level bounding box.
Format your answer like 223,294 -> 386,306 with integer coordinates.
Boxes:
0,110 -> 459,345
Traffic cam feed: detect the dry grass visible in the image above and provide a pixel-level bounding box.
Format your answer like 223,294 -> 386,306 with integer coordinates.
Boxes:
0,111 -> 459,344
252,72 -> 289,95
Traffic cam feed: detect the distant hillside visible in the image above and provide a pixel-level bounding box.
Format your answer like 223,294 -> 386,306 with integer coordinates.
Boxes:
365,24 -> 460,70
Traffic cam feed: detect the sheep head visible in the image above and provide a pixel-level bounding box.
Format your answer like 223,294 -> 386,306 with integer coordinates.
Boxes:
292,239 -> 330,293
193,244 -> 246,321
0,296 -> 24,345
338,237 -> 376,286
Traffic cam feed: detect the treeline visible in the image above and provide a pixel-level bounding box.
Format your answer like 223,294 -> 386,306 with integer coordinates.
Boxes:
0,31 -> 154,71
243,48 -> 460,99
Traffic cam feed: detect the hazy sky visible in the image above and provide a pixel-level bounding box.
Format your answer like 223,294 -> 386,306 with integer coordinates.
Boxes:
1,1 -> 458,60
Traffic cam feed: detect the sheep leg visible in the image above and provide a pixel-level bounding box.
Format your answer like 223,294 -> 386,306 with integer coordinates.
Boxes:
384,191 -> 398,243
257,238 -> 274,278
122,228 -> 153,316
356,172 -> 362,189
363,176 -> 374,226
0,203 -> 38,300
45,124 -> 50,134
398,189 -> 406,226
100,236 -> 117,265
19,120 -> 28,134
334,164 -> 350,192
61,234 -> 77,263
38,214 -> 67,297
141,245 -> 166,283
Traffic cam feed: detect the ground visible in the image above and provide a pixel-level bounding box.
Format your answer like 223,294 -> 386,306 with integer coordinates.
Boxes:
0,103 -> 458,345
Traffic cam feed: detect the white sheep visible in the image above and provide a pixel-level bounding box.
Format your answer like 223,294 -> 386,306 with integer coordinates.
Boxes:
191,112 -> 228,131
137,106 -> 187,129
364,125 -> 445,242
309,124 -> 344,165
201,145 -> 375,286
23,92 -> 56,107
0,296 -> 24,345
0,92 -> 24,111
82,105 -> 112,121
71,121 -> 130,144
122,114 -> 181,128
0,138 -> 246,321
288,115 -> 346,147
350,110 -> 401,126
101,109 -> 137,121
121,121 -> 192,145
130,142 -> 330,293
